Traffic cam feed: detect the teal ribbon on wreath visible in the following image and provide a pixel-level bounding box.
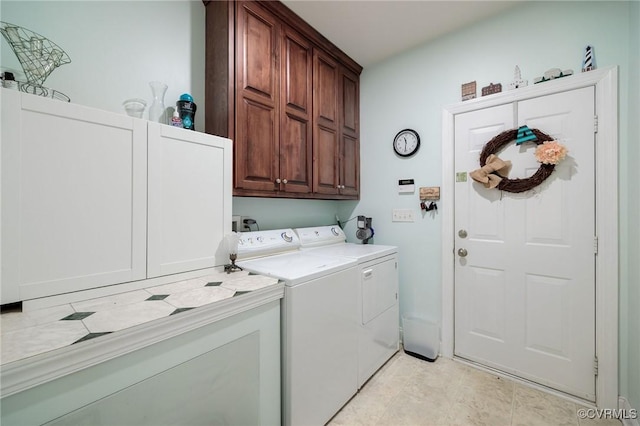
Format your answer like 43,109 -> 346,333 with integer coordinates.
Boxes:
516,125 -> 537,145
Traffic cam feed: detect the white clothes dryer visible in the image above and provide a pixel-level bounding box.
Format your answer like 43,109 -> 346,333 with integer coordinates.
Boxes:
294,226 -> 400,388
236,229 -> 358,426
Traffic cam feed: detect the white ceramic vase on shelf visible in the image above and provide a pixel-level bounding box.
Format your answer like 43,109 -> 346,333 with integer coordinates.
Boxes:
148,81 -> 167,123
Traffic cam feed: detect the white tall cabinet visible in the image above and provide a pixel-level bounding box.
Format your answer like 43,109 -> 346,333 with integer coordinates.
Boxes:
1,89 -> 232,305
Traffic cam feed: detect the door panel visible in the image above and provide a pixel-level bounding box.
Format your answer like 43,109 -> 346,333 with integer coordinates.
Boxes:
147,123 -> 231,278
313,50 -> 339,195
341,72 -> 358,133
454,87 -> 596,400
280,113 -> 311,193
524,274 -> 572,358
468,266 -> 507,342
314,125 -> 339,194
235,99 -> 278,191
340,134 -> 359,196
280,25 -> 312,194
2,91 -> 147,302
238,3 -> 277,100
235,2 -> 279,192
282,26 -> 311,114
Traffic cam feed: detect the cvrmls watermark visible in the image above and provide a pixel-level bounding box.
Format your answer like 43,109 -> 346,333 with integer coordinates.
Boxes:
577,408 -> 638,420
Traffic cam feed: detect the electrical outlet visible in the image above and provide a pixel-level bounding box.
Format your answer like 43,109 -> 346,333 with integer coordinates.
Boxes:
392,209 -> 416,222
232,215 -> 241,232
241,216 -> 256,231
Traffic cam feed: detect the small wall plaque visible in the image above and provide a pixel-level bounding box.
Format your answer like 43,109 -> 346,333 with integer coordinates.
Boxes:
482,82 -> 502,96
419,186 -> 440,200
461,81 -> 476,101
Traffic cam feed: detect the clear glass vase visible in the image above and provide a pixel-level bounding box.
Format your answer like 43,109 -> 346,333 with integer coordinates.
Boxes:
148,81 -> 167,123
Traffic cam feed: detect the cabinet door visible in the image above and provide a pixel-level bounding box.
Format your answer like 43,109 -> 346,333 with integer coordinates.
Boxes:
235,1 -> 280,192
0,89 -> 147,303
147,123 -> 232,278
312,49 -> 340,195
339,67 -> 360,197
279,25 -> 313,194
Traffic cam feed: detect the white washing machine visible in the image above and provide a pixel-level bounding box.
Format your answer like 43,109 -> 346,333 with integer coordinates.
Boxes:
236,229 -> 358,426
294,226 -> 400,388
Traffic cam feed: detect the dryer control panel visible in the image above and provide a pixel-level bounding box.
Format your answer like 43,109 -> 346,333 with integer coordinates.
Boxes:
294,226 -> 346,247
237,228 -> 300,259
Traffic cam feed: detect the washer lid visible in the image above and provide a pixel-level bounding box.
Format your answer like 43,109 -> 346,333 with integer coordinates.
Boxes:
302,243 -> 398,263
236,251 -> 356,285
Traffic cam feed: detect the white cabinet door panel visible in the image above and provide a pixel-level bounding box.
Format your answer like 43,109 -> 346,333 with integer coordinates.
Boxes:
147,123 -> 232,278
1,89 -> 147,303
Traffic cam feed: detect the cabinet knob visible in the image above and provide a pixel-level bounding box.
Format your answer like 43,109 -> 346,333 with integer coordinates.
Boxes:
275,178 -> 281,184
283,179 -> 288,184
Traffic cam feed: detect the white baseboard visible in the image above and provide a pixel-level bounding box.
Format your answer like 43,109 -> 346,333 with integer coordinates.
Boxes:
619,396 -> 639,426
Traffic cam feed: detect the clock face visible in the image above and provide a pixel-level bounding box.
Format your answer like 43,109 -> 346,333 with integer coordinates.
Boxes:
393,129 -> 420,157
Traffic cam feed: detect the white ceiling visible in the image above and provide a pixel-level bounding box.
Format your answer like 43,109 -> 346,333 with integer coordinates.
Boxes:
281,0 -> 524,68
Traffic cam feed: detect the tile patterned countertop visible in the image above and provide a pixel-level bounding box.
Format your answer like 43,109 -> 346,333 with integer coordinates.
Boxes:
0,271 -> 280,366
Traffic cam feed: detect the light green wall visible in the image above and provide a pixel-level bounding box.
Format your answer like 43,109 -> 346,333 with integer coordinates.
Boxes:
0,0 -> 206,131
348,0 -> 638,408
232,197 -> 342,230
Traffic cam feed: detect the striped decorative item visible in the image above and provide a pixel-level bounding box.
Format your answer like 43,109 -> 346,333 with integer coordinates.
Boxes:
582,45 -> 594,72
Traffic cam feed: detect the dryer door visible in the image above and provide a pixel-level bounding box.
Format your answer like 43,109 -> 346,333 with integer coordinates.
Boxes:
361,256 -> 398,325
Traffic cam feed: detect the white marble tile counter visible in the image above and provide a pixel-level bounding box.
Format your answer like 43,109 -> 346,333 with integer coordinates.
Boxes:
0,270 -> 283,397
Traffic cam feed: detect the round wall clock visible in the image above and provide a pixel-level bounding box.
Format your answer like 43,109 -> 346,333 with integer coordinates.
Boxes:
393,129 -> 420,157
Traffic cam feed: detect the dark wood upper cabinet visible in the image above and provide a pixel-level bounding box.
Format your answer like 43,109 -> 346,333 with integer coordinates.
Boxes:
204,0 -> 361,199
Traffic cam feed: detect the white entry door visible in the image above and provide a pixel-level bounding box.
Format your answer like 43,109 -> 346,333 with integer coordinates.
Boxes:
454,86 -> 596,401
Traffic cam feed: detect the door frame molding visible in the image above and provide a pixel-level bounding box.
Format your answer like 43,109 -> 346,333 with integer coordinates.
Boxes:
441,66 -> 618,409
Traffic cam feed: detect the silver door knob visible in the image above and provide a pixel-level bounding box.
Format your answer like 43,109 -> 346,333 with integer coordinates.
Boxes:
275,178 -> 281,184
283,179 -> 288,184
458,248 -> 468,257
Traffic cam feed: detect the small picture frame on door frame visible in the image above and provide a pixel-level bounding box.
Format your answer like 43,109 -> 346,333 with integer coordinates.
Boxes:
461,81 -> 476,101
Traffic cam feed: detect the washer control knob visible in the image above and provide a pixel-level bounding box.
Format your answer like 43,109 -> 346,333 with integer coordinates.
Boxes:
281,232 -> 293,242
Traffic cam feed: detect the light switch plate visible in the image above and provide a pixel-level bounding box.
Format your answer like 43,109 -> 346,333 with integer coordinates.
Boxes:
392,209 -> 416,222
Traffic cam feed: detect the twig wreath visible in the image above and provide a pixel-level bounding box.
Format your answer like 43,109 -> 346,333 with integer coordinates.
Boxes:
470,126 -> 568,193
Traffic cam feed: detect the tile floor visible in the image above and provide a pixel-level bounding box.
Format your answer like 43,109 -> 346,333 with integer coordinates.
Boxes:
329,351 -> 621,426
